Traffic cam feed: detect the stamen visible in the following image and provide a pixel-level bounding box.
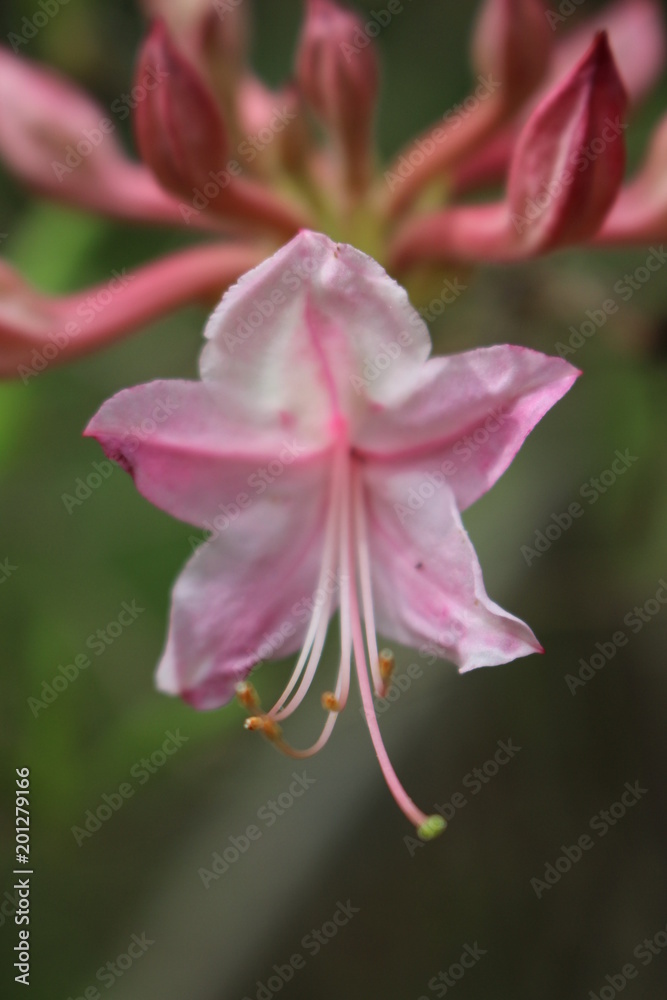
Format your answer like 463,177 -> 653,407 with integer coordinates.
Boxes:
263,454 -> 355,761
268,445 -> 346,722
378,649 -> 395,687
353,469 -> 386,696
243,715 -> 283,742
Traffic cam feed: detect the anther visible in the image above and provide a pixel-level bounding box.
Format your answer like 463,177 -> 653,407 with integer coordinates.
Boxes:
321,692 -> 341,712
378,648 -> 395,685
243,715 -> 283,741
236,681 -> 260,711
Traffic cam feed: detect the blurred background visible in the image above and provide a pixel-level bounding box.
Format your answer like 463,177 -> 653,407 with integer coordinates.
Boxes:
1,1 -> 666,998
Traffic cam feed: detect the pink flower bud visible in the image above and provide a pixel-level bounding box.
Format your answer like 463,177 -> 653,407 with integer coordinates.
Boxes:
389,34 -> 629,269
133,20 -> 228,196
0,47 -> 181,225
296,0 -> 379,196
195,2 -> 250,120
551,0 -> 666,111
508,32 -> 627,252
472,0 -> 553,108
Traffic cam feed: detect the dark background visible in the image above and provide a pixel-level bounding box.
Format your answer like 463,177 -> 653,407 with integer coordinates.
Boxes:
1,1 -> 666,998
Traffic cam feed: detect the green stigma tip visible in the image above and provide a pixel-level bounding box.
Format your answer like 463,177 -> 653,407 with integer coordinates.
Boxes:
417,815 -> 447,842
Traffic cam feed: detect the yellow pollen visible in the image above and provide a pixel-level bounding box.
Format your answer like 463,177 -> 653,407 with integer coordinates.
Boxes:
378,648 -> 395,684
243,715 -> 283,741
236,681 -> 260,710
321,692 -> 341,712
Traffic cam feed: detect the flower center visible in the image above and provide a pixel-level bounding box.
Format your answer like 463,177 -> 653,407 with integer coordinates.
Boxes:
237,444 -> 445,841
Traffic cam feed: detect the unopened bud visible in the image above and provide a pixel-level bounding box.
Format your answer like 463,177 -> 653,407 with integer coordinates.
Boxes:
296,0 -> 379,195
473,0 -> 552,108
134,19 -> 228,196
508,32 -> 628,253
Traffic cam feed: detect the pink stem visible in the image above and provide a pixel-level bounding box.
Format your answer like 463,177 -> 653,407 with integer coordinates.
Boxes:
385,97 -> 506,219
53,243 -> 266,361
389,201 -> 515,272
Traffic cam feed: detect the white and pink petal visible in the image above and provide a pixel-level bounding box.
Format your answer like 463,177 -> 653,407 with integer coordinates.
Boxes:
156,488 -> 330,710
356,345 -> 579,511
362,465 -> 542,672
199,232 -> 432,444
85,379 -> 328,529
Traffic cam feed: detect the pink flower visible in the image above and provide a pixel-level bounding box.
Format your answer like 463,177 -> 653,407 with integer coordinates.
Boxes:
86,232 -> 579,836
1,0 -> 665,378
